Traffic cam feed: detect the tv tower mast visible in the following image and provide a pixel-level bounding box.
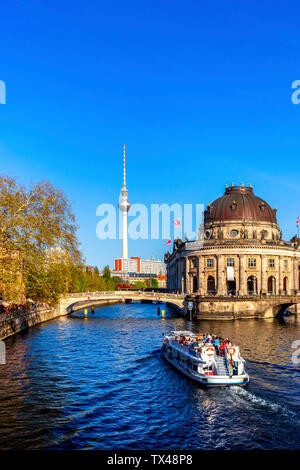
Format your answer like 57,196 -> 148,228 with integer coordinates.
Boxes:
118,144 -> 131,259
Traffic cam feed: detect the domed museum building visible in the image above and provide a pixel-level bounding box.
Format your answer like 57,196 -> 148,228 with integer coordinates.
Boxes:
164,184 -> 300,318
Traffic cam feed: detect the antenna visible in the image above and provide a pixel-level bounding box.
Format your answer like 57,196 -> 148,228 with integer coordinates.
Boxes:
123,144 -> 126,189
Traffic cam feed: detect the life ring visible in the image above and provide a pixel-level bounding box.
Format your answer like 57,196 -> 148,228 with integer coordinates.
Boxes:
228,347 -> 236,356
205,347 -> 215,357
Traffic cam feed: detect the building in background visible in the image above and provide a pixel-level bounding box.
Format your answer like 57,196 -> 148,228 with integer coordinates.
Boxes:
111,255 -> 166,286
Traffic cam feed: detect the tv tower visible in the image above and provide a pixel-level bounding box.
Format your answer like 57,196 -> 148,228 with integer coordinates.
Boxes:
118,144 -> 131,259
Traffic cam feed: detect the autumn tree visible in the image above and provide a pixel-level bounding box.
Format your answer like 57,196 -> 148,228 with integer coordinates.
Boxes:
0,175 -> 82,304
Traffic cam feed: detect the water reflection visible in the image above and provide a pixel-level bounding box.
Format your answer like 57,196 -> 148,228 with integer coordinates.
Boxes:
0,303 -> 299,449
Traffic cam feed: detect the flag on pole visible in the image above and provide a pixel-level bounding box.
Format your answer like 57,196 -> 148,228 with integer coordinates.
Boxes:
165,239 -> 171,246
174,218 -> 181,227
297,216 -> 299,228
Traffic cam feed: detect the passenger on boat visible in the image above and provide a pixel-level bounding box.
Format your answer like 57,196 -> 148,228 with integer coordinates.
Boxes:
214,337 -> 220,355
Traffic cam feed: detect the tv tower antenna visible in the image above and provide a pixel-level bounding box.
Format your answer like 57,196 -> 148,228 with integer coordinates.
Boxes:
118,144 -> 131,259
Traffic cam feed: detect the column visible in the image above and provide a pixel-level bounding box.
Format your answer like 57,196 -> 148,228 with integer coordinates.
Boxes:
272,276 -> 276,295
256,255 -> 261,295
198,256 -> 204,294
261,256 -> 268,294
185,257 -> 190,294
239,254 -> 246,295
278,256 -> 283,295
293,258 -> 298,293
217,255 -> 225,295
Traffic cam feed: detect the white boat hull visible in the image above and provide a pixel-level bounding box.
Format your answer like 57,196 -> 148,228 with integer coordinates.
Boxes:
162,349 -> 249,387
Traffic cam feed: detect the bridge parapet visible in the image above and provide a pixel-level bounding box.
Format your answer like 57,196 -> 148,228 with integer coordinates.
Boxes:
59,292 -> 185,315
183,293 -> 300,319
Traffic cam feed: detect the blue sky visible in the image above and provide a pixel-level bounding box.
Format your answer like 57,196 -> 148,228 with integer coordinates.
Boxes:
0,0 -> 300,269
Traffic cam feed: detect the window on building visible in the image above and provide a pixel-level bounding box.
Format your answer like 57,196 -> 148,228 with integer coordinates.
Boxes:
192,259 -> 197,268
230,229 -> 239,237
284,260 -> 288,269
227,258 -> 235,267
268,259 -> 275,268
207,275 -> 216,294
207,259 -> 214,268
248,258 -> 256,268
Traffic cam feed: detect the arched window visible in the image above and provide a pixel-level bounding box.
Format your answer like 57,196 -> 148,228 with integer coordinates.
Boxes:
227,278 -> 236,296
207,276 -> 215,294
283,276 -> 288,294
247,276 -> 257,295
268,276 -> 276,294
192,276 -> 198,293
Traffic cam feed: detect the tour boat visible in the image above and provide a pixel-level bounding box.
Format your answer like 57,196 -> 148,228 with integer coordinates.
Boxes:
162,331 -> 249,387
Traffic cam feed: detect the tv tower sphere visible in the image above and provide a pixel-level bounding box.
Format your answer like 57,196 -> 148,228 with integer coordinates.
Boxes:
118,189 -> 131,212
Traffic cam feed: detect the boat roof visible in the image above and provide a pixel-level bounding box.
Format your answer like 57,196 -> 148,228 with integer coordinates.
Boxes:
170,330 -> 197,336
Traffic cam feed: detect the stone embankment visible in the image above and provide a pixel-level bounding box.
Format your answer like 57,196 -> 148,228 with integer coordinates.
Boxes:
0,307 -> 61,340
0,298 -> 120,341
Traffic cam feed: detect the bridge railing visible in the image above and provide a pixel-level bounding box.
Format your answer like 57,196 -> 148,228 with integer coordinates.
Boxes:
64,291 -> 184,299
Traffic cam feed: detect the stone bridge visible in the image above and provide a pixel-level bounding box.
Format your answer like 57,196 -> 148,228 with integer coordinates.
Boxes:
59,291 -> 185,315
184,294 -> 300,320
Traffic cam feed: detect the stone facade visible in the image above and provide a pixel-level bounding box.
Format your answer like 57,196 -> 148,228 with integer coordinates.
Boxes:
165,185 -> 300,318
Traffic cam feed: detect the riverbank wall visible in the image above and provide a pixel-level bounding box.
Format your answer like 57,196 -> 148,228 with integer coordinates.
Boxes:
0,307 -> 61,341
0,299 -> 122,341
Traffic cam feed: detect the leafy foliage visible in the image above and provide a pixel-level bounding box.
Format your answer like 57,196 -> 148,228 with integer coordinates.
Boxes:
0,176 -> 119,304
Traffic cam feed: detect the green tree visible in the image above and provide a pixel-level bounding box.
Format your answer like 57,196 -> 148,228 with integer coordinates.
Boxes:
103,265 -> 111,281
151,278 -> 159,288
133,280 -> 147,289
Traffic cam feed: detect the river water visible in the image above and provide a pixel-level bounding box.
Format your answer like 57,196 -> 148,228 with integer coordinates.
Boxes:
0,302 -> 300,450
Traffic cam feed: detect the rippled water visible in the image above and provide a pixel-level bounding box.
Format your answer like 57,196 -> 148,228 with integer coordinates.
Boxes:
0,302 -> 300,450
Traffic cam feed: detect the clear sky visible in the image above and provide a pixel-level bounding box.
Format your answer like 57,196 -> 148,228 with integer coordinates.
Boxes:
1,1 -> 300,269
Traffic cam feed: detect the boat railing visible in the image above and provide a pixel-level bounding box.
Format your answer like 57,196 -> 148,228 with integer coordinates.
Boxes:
170,339 -> 203,359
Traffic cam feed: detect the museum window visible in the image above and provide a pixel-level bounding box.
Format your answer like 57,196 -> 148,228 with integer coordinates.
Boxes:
247,276 -> 257,295
283,277 -> 288,293
227,258 -> 235,267
268,276 -> 276,294
207,275 -> 216,294
191,259 -> 197,268
268,259 -> 275,268
230,229 -> 238,237
207,258 -> 214,268
284,260 -> 288,269
248,258 -> 256,268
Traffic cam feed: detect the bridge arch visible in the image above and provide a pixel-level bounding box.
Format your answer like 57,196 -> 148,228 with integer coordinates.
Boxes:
264,300 -> 300,318
60,292 -> 185,316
